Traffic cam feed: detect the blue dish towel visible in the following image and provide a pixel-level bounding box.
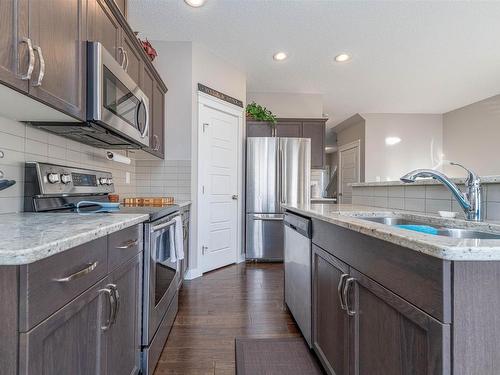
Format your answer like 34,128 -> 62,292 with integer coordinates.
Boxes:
395,225 -> 439,235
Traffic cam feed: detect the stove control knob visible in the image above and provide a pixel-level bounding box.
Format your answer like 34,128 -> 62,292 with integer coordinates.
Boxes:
61,174 -> 72,184
99,177 -> 108,185
47,173 -> 60,184
107,178 -> 113,185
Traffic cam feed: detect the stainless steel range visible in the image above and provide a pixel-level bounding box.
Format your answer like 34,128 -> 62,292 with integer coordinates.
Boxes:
24,161 -> 180,375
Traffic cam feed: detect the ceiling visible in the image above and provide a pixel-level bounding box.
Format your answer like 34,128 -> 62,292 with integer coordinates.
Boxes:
128,0 -> 500,128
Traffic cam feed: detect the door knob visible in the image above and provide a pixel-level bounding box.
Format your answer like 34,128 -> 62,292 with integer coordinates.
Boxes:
232,195 -> 238,200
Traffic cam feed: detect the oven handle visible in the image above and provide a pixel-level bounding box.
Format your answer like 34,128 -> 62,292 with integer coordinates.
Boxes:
151,218 -> 177,233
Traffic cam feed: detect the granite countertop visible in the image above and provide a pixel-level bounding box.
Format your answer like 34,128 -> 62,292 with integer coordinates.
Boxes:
0,213 -> 149,265
283,203 -> 500,261
350,175 -> 500,187
176,200 -> 192,208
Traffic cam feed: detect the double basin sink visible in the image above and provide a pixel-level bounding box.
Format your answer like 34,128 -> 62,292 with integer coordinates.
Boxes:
357,216 -> 500,240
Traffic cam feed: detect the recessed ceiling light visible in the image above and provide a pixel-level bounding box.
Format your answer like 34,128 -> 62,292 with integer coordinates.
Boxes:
273,52 -> 287,61
184,0 -> 206,7
335,53 -> 351,62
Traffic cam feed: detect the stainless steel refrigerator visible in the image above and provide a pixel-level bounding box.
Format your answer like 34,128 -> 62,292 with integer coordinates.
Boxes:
246,137 -> 311,261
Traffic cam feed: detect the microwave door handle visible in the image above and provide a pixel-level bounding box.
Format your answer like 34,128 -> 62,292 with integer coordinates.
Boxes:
138,98 -> 149,139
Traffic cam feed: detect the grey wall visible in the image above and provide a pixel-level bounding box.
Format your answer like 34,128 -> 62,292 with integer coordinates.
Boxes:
443,94 -> 500,177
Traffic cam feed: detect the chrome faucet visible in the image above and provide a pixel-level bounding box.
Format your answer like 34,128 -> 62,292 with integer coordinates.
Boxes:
400,162 -> 482,221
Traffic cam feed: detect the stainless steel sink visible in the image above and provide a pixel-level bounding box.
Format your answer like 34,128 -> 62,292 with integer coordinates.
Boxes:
356,216 -> 500,239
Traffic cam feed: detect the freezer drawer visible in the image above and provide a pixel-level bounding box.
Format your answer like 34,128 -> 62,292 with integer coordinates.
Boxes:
245,214 -> 284,261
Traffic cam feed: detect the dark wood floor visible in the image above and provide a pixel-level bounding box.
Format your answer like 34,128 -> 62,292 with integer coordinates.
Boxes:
153,262 -> 301,374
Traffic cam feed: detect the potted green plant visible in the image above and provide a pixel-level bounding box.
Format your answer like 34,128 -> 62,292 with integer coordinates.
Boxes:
246,102 -> 277,127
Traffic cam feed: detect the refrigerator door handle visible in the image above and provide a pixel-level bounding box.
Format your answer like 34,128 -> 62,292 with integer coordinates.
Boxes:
279,147 -> 286,204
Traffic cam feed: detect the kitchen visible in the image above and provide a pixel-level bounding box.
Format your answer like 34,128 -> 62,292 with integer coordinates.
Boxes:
1,1 -> 500,374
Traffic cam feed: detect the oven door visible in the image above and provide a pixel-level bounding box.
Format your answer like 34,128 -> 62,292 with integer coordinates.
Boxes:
143,216 -> 180,345
88,42 -> 149,148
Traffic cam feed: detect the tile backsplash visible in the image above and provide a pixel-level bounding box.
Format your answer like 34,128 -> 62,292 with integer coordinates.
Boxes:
135,159 -> 191,202
0,116 -> 137,214
352,183 -> 500,221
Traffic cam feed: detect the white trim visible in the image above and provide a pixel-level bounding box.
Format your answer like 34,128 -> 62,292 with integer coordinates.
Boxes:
196,91 -> 244,275
184,268 -> 203,280
338,139 -> 361,203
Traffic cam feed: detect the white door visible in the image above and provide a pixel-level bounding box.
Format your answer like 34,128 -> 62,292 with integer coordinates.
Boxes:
338,141 -> 360,204
199,102 -> 239,273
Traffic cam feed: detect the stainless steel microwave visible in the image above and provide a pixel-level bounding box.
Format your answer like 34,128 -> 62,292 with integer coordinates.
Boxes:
87,42 -> 149,148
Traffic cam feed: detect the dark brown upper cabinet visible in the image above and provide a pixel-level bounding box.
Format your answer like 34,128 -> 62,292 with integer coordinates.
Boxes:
302,121 -> 326,168
121,31 -> 142,87
28,0 -> 87,120
88,0 -> 122,64
275,121 -> 302,137
0,0 -> 86,120
0,0 -> 29,92
246,118 -> 327,168
246,120 -> 273,137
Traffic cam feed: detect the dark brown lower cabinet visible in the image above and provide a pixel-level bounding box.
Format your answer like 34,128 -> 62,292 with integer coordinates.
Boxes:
312,245 -> 349,375
311,243 -> 450,375
350,269 -> 450,375
106,254 -> 142,375
19,277 -> 109,375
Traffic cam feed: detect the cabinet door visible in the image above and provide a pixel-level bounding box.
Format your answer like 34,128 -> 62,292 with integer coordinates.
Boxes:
106,254 -> 142,375
29,0 -> 86,119
348,269 -> 450,375
0,0 -> 29,92
276,120 -> 302,137
121,31 -> 142,86
89,0 -> 123,64
246,121 -> 273,137
312,244 -> 350,375
302,121 -> 325,168
19,278 -> 108,375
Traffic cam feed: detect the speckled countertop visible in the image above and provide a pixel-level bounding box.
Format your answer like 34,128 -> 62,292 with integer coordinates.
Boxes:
0,213 -> 149,265
283,203 -> 500,261
176,200 -> 192,208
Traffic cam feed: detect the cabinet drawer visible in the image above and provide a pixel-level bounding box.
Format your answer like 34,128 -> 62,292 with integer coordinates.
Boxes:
108,224 -> 142,272
19,237 -> 108,331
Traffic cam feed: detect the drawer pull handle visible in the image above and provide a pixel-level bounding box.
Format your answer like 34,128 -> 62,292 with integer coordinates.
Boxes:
54,261 -> 99,282
337,273 -> 349,310
116,239 -> 139,249
109,284 -> 120,325
99,287 -> 116,331
343,277 -> 356,316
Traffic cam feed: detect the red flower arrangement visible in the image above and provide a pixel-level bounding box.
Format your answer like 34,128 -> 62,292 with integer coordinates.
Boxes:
141,39 -> 158,61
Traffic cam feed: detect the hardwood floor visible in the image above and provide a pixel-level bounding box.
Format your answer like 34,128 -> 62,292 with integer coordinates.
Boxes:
153,262 -> 301,374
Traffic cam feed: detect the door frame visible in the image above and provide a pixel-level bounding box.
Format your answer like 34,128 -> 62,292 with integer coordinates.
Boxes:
338,139 -> 361,204
192,91 -> 244,277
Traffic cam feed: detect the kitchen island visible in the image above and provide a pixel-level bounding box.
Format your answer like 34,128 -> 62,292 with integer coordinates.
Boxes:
284,203 -> 500,375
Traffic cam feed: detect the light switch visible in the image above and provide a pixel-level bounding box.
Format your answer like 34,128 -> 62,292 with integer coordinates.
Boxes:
125,172 -> 131,184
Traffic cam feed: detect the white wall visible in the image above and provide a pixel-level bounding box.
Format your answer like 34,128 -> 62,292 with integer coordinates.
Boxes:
247,92 -> 323,118
443,94 -> 500,177
363,114 -> 443,182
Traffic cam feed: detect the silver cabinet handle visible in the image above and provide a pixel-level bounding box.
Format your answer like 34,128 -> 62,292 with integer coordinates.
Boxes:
337,273 -> 349,310
99,287 -> 115,331
54,261 -> 99,282
109,284 -> 120,325
153,134 -> 159,151
118,47 -> 125,68
32,46 -> 45,87
116,239 -> 139,249
183,225 -> 188,240
20,37 -> 35,80
343,277 -> 356,316
123,50 -> 129,71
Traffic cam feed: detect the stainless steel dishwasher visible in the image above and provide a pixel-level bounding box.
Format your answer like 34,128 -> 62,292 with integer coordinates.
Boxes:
284,211 -> 312,347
